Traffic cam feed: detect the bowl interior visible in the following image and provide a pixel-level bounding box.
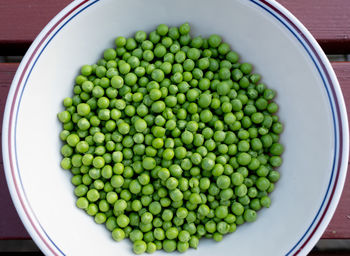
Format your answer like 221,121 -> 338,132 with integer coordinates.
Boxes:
13,0 -> 335,255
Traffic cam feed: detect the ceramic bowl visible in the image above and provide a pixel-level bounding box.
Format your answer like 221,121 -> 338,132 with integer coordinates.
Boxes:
3,0 -> 349,255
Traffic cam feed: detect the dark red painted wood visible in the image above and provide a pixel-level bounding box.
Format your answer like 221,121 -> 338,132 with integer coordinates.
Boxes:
0,0 -> 350,54
0,63 -> 349,239
309,252 -> 350,256
278,0 -> 350,54
0,0 -> 72,55
0,63 -> 29,239
323,62 -> 350,239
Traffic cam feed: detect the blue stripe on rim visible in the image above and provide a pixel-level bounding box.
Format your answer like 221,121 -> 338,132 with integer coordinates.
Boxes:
13,1 -> 100,255
250,1 -> 338,255
10,0 -> 340,255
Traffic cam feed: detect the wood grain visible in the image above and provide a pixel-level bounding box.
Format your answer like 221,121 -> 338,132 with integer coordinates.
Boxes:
278,0 -> 350,54
0,63 -> 29,239
0,0 -> 350,55
309,252 -> 350,256
0,0 -> 72,55
0,62 -> 349,239
323,62 -> 350,239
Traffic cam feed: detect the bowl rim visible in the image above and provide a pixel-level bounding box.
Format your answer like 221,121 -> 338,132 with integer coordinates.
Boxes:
2,0 -> 349,255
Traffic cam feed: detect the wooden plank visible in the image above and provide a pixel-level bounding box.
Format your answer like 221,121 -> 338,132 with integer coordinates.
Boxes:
0,63 -> 29,239
0,0 -> 72,55
309,252 -> 350,256
323,62 -> 350,239
0,0 -> 350,55
278,0 -> 350,54
0,62 -> 349,239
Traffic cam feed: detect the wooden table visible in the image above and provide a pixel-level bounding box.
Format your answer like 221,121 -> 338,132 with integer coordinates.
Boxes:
0,0 -> 349,254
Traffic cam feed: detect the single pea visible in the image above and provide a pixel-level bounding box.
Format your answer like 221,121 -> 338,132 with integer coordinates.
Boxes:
270,143 -> 284,155
177,241 -> 189,253
261,196 -> 271,208
256,177 -> 271,191
156,24 -> 169,36
231,202 -> 244,216
189,236 -> 199,249
165,227 -> 179,240
112,228 -> 125,242
181,131 -> 194,145
163,239 -> 177,252
146,242 -> 157,253
77,103 -> 90,116
201,157 -> 215,171
87,189 -> 100,202
237,153 -> 251,165
205,220 -> 217,233
116,214 -> 129,228
179,22 -> 190,35
104,48 -> 117,61
133,240 -> 147,254
169,188 -> 183,202
267,102 -> 279,113
217,81 -> 230,96
240,63 -> 253,74
208,34 -> 222,48
244,209 -> 257,222
216,222 -> 229,235
268,170 -> 280,183
134,119 -> 147,132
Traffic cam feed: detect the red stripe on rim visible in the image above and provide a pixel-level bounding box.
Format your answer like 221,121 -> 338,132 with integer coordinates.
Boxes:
261,1 -> 344,255
6,0 -> 344,255
7,1 -> 90,255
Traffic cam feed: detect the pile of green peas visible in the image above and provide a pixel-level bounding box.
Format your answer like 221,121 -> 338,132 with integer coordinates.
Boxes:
58,23 -> 283,254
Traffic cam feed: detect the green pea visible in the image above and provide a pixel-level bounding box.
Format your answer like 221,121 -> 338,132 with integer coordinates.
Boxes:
59,23 -> 285,253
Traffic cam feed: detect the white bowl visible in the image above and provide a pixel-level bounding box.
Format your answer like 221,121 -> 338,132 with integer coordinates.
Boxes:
3,0 -> 349,255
